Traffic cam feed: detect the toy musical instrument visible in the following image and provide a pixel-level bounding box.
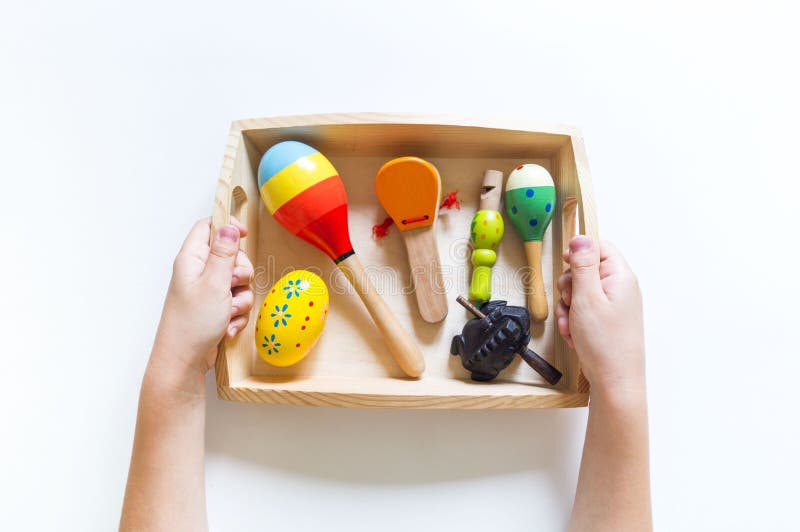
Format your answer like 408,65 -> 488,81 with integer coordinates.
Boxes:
505,164 -> 556,321
375,157 -> 448,323
451,296 -> 562,385
255,270 -> 329,367
257,141 -> 425,377
468,169 -> 504,303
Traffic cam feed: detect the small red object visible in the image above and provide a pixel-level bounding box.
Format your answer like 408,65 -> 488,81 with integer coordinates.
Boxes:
372,216 -> 394,238
440,190 -> 460,210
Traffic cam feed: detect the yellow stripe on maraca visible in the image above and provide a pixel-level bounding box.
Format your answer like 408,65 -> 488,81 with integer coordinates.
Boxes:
259,151 -> 338,213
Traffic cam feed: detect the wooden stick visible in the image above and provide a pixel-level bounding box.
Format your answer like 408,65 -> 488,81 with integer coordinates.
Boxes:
337,254 -> 426,378
403,228 -> 448,323
456,295 -> 485,319
518,348 -> 562,385
523,240 -> 548,321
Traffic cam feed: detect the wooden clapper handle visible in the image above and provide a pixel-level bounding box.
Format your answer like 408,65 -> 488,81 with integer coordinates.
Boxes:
402,228 -> 448,323
523,241 -> 548,321
337,254 -> 426,377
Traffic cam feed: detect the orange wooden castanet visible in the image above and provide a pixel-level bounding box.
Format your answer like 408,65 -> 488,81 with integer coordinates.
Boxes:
375,157 -> 448,323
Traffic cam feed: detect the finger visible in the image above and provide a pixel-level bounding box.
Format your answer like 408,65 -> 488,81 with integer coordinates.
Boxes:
555,300 -> 569,332
231,265 -> 254,288
568,235 -> 604,300
203,225 -> 240,287
562,246 -> 570,263
599,239 -> 617,261
230,216 -> 249,238
601,239 -> 636,267
561,285 -> 572,307
232,250 -> 255,287
563,333 -> 574,349
226,315 -> 249,338
178,218 -> 212,261
557,271 -> 571,291
599,239 -> 632,278
231,286 -> 254,317
556,301 -> 574,348
235,248 -> 254,270
557,271 -> 572,306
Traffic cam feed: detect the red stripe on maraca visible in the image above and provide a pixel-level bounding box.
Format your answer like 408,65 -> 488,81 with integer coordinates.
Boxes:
272,176 -> 353,261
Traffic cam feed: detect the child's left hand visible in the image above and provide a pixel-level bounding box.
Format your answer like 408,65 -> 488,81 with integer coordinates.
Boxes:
151,218 -> 255,383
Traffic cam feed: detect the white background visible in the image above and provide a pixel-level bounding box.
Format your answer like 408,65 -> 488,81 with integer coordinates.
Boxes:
2,1 -> 798,530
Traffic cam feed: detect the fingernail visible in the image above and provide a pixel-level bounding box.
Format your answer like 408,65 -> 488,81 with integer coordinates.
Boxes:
231,306 -> 239,315
229,326 -> 238,336
217,225 -> 239,243
570,235 -> 592,253
231,275 -> 239,285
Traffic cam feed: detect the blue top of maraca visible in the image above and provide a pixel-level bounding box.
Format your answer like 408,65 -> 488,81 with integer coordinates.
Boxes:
258,140 -> 318,188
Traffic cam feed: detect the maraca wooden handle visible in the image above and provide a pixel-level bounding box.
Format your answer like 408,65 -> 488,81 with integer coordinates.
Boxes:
518,347 -> 562,385
402,228 -> 448,323
337,254 -> 426,377
523,241 -> 548,321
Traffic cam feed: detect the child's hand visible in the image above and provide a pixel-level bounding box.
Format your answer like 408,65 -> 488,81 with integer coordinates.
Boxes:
152,218 -> 255,381
555,236 -> 645,396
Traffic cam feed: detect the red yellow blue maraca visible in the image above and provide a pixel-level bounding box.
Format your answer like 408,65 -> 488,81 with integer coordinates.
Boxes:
505,164 -> 556,321
257,141 -> 425,377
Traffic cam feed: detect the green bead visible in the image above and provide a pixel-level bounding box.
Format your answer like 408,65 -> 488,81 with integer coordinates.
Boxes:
471,248 -> 496,268
470,210 -> 504,249
469,266 -> 492,302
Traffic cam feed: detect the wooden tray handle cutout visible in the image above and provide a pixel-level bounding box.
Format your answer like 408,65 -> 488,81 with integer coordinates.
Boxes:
211,181 -> 248,233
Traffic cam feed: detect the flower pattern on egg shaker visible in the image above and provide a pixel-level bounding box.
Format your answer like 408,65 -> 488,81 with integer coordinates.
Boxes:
271,303 -> 292,327
283,278 -> 310,299
262,334 -> 281,355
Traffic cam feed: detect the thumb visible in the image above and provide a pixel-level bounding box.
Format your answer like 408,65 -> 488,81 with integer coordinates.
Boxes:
568,235 -> 603,298
204,225 -> 240,285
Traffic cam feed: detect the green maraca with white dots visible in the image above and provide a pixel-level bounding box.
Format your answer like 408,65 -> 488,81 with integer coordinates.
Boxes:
505,163 -> 556,321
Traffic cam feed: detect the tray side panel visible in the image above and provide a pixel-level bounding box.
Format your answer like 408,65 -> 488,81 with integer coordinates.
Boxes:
243,122 -> 568,159
213,127 -> 261,389
222,376 -> 588,409
235,113 -> 578,155
551,138 -> 597,393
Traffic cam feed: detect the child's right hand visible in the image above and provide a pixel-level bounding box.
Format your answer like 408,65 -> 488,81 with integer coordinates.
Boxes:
555,236 -> 645,397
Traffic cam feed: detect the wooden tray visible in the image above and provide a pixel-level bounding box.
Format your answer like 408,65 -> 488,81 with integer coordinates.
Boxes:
211,113 -> 597,409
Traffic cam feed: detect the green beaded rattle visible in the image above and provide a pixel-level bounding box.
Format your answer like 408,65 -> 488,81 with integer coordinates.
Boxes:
505,163 -> 556,321
469,170 -> 504,303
